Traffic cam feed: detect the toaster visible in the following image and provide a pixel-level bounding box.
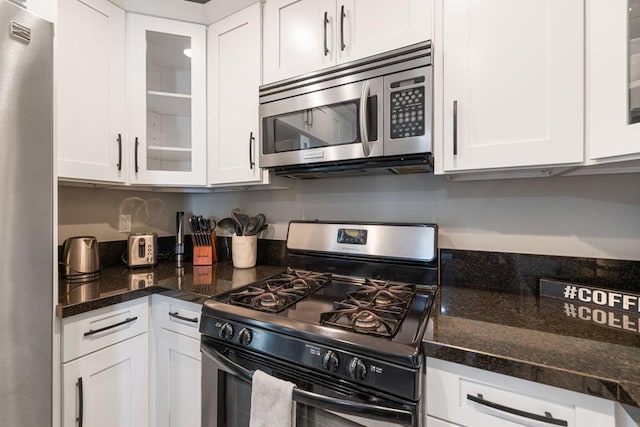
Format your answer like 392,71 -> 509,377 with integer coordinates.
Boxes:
127,233 -> 158,267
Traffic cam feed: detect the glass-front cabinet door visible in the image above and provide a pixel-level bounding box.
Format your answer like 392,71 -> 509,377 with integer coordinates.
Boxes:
127,14 -> 206,185
587,0 -> 640,162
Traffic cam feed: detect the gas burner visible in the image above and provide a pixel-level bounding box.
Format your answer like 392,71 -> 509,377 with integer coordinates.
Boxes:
228,270 -> 331,313
320,301 -> 403,337
353,311 -> 382,331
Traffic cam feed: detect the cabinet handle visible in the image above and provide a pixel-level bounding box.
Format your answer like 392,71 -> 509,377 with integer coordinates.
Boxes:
76,377 -> 83,427
248,131 -> 255,170
116,133 -> 122,171
340,5 -> 346,51
169,311 -> 198,323
453,100 -> 458,156
83,316 -> 138,337
134,137 -> 140,173
323,11 -> 329,56
466,393 -> 568,426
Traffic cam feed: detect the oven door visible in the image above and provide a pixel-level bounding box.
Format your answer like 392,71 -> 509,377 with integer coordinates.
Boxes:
201,341 -> 419,427
259,77 -> 384,169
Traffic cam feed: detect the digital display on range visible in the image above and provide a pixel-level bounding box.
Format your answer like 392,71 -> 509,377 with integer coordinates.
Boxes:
337,229 -> 368,245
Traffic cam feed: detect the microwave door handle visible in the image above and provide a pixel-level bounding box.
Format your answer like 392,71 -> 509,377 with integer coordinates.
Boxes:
200,344 -> 413,426
359,80 -> 371,157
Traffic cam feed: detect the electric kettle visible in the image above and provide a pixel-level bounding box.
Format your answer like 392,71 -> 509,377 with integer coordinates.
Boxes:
62,236 -> 100,280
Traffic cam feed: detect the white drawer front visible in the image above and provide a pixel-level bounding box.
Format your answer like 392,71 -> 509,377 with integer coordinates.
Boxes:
62,298 -> 149,362
157,299 -> 201,340
426,358 -> 616,427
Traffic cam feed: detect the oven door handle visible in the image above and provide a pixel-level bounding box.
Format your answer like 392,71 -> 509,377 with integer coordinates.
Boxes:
201,344 -> 414,426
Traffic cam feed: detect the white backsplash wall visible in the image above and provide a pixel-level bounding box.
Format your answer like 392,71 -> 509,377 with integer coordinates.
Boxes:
58,186 -> 187,245
189,173 -> 640,261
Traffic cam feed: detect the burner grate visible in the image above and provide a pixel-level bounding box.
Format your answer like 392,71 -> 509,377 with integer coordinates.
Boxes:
228,269 -> 331,313
320,279 -> 415,337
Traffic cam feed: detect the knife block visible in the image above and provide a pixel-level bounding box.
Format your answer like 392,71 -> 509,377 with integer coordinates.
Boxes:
192,232 -> 218,266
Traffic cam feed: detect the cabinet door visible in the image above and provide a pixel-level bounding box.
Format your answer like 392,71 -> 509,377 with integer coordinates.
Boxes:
338,0 -> 430,64
587,0 -> 640,161
127,14 -> 207,185
62,333 -> 149,427
208,3 -> 266,185
440,0 -> 583,172
263,0 -> 336,84
56,0 -> 126,182
155,328 -> 201,427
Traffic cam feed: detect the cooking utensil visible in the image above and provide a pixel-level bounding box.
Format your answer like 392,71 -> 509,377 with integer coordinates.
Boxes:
217,217 -> 235,233
231,208 -> 250,236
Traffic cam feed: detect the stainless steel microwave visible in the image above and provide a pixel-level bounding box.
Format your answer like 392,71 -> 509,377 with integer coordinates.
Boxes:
259,41 -> 432,178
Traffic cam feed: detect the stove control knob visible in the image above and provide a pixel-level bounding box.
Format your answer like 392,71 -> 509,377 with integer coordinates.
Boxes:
238,328 -> 252,346
322,351 -> 339,372
348,357 -> 367,380
219,323 -> 234,341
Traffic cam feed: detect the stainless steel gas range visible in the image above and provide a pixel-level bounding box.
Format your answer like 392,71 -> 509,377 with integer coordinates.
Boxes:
200,221 -> 438,427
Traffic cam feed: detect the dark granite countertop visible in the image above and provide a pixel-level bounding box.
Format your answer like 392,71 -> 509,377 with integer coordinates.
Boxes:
423,283 -> 640,414
59,261 -> 284,317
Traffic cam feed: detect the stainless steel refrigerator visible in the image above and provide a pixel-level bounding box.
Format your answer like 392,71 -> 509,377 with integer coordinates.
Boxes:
0,1 -> 53,426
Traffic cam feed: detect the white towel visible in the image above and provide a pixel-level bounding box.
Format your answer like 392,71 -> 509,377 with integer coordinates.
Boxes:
249,370 -> 296,427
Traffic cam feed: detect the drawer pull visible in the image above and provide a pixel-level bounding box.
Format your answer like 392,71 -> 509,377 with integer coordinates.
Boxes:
169,311 -> 198,323
83,316 -> 138,337
467,393 -> 568,426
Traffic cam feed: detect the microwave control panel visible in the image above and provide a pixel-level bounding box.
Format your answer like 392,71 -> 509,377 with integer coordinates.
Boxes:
389,81 -> 425,139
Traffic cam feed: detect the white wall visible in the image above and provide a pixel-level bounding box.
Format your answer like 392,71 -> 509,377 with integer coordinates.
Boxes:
58,173 -> 640,260
58,186 -> 187,244
189,172 -> 640,261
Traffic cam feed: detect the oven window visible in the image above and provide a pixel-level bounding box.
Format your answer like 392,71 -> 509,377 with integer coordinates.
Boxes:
262,97 -> 378,155
218,371 -> 379,427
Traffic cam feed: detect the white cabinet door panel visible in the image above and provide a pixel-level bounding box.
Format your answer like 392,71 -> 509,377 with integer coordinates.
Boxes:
56,0 -> 125,182
263,0 -> 336,84
62,334 -> 149,427
338,0 -> 430,64
441,0 -> 583,172
587,0 -> 640,161
155,328 -> 201,427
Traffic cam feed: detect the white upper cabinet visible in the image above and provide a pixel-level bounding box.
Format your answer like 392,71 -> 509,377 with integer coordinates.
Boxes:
56,0 -> 126,183
208,3 -> 267,185
437,0 -> 584,173
337,0 -> 430,64
587,0 -> 640,162
263,0 -> 431,84
127,14 -> 207,186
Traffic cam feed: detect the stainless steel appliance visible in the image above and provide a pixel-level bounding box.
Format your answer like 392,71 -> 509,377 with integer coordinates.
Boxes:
200,221 -> 438,427
0,2 -> 53,426
62,236 -> 101,280
127,232 -> 158,267
259,42 -> 433,178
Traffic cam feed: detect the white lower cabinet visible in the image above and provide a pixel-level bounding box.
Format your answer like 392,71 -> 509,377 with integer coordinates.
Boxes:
426,358 -> 616,427
62,333 -> 149,427
61,299 -> 150,427
151,296 -> 202,427
154,328 -> 202,427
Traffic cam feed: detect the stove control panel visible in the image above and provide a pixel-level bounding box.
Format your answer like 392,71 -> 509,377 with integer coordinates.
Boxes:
202,315 -> 420,401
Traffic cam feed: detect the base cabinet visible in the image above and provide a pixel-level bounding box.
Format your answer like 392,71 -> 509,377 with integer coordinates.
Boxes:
154,328 -> 202,427
62,333 -> 149,427
426,358 -> 616,427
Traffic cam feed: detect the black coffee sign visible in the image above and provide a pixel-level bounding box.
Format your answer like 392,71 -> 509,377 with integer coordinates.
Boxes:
540,279 -> 640,313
